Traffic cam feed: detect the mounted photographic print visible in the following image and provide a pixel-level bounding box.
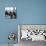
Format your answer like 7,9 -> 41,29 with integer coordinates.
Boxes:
5,7 -> 16,19
18,25 -> 46,41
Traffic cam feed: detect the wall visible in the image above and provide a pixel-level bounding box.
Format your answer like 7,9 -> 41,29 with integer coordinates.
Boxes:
0,0 -> 46,44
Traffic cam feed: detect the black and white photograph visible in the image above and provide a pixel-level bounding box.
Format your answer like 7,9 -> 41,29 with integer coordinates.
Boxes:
5,7 -> 16,19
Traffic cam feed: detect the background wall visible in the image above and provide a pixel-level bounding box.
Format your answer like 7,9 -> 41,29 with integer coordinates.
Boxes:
0,0 -> 46,44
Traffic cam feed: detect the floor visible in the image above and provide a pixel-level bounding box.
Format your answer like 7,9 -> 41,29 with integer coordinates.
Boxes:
19,39 -> 46,46
0,44 -> 18,46
0,40 -> 46,46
